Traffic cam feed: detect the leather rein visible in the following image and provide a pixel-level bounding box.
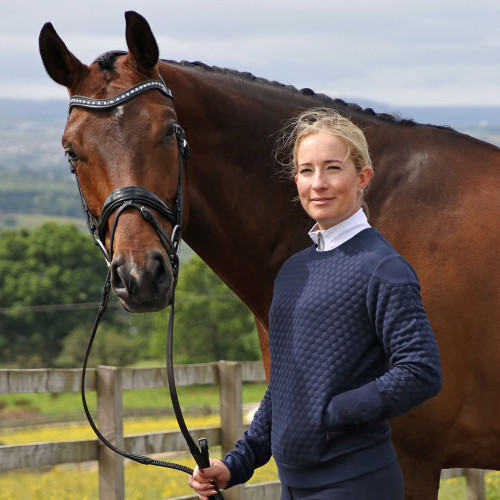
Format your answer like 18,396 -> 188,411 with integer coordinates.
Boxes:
69,58 -> 224,498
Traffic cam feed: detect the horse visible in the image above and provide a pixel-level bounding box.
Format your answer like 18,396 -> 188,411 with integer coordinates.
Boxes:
39,11 -> 500,500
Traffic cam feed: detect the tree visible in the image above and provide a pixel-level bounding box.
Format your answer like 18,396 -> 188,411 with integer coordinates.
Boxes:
0,224 -> 261,367
147,255 -> 261,364
0,223 -> 109,366
55,323 -> 145,368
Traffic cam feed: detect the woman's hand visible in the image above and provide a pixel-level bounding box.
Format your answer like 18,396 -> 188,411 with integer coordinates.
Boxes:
188,459 -> 231,499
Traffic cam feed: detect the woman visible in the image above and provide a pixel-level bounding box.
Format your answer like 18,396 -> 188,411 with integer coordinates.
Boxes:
188,108 -> 442,499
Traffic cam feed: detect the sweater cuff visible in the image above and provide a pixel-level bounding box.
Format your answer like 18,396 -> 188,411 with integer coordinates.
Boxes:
221,455 -> 252,489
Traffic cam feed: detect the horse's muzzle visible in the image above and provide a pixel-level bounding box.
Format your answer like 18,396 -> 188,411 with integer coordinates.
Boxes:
110,250 -> 172,312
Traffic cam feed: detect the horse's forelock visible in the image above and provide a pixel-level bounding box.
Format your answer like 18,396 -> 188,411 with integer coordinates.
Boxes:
95,52 -> 121,72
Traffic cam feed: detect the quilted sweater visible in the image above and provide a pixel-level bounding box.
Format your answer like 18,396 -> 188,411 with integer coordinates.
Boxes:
223,228 -> 442,489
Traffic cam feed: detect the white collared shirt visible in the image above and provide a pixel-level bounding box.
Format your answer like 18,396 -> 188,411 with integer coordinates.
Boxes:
308,208 -> 371,252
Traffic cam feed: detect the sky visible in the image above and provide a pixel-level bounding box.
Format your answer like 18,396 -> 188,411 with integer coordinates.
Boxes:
1,0 -> 499,107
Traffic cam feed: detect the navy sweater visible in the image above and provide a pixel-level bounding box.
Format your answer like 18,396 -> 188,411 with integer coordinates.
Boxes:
223,228 -> 442,489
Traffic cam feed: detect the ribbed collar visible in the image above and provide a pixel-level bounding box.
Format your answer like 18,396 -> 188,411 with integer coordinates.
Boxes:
308,208 -> 371,251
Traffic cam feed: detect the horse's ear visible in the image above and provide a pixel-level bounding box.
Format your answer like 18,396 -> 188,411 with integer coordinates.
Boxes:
39,22 -> 87,91
124,11 -> 159,73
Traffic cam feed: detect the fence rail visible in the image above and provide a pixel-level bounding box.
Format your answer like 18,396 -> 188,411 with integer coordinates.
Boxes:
0,362 -> 487,500
0,361 -> 278,500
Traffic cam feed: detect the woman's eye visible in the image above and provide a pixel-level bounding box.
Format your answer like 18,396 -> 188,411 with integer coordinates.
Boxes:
298,168 -> 312,174
327,164 -> 341,170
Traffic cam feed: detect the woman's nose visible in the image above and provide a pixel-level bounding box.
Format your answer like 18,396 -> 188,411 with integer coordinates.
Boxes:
312,171 -> 327,190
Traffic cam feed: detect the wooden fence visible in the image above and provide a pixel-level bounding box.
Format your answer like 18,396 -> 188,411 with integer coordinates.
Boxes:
0,362 -> 487,500
0,361 -> 279,500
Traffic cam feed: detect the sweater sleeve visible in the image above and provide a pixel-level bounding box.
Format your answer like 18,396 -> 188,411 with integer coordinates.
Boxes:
325,254 -> 442,429
221,386 -> 273,488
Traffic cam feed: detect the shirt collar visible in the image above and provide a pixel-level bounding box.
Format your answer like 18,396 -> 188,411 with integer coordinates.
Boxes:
308,208 -> 371,251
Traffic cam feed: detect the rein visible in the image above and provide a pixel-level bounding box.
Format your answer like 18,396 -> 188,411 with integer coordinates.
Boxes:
70,62 -> 224,498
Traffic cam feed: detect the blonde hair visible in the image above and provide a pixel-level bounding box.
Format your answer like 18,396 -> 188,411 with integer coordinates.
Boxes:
275,107 -> 373,180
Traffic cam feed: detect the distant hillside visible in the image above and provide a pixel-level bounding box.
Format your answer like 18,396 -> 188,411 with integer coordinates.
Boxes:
0,99 -> 78,225
0,99 -> 67,174
353,98 -> 500,145
0,98 -> 68,121
397,105 -> 500,132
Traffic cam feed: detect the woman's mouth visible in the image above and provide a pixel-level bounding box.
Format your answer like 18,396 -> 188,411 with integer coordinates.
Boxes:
311,197 -> 334,204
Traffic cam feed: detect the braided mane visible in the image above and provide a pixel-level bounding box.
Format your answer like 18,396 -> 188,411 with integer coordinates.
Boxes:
162,59 -> 419,127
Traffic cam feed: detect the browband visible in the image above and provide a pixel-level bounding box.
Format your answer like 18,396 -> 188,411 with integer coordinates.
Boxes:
69,80 -> 172,111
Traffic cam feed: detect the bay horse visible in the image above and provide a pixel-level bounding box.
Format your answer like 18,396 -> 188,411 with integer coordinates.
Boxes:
39,11 -> 500,499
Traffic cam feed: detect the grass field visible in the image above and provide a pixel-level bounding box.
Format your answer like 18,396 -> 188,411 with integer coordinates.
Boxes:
0,413 -> 278,500
1,423 -> 500,500
1,412 -> 499,500
1,383 -> 500,499
0,213 -> 87,232
0,382 -> 267,424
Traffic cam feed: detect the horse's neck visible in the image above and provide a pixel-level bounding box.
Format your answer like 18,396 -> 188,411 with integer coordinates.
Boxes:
161,64 -> 318,319
159,63 -> 403,321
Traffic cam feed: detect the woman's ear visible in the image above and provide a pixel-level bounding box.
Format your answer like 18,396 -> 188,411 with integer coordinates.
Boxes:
359,165 -> 373,190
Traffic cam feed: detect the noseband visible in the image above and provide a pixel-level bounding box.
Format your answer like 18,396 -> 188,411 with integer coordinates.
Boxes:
69,55 -> 224,498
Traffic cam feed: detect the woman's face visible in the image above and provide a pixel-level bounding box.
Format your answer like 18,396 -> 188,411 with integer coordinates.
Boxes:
295,131 -> 372,230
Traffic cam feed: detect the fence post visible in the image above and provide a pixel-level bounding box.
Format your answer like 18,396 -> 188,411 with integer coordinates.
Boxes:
466,469 -> 486,500
218,361 -> 244,500
96,365 -> 124,500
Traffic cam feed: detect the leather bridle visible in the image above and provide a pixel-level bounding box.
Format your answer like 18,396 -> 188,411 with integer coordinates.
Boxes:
69,76 -> 185,271
69,54 -> 224,498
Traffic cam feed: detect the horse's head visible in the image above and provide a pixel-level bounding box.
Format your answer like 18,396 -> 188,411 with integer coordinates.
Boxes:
39,12 -> 187,312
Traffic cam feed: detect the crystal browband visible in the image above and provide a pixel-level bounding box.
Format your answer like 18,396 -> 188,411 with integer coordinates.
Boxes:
68,80 -> 173,111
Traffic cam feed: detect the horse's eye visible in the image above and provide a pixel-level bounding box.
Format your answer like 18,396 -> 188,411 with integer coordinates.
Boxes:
166,124 -> 177,139
64,149 -> 78,170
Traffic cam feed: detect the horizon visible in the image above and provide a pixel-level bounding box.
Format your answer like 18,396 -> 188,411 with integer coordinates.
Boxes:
1,2 -> 499,107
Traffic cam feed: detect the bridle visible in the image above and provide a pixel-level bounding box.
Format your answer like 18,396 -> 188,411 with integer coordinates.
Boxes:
70,53 -> 224,498
69,77 -> 185,272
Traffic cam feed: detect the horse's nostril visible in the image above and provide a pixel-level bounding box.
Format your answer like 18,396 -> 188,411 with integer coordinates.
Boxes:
111,257 -> 127,292
150,251 -> 169,287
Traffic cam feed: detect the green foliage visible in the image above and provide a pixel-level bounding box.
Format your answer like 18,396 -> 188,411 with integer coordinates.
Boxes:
55,323 -> 144,368
0,223 -> 261,368
148,255 -> 261,364
0,223 -> 108,366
